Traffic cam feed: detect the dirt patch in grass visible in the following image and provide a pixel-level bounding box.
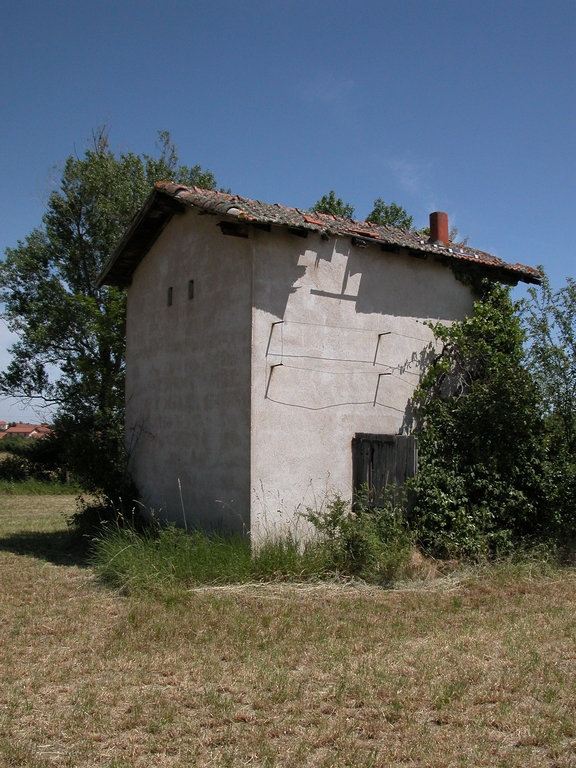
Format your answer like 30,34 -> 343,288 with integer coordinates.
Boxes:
1,496 -> 576,766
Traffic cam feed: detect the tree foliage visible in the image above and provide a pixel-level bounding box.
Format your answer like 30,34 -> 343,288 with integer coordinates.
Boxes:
410,282 -> 552,557
311,192 -> 417,229
418,224 -> 465,244
365,198 -> 414,229
522,270 -> 576,528
524,270 -> 576,452
310,190 -> 355,219
0,129 -> 217,499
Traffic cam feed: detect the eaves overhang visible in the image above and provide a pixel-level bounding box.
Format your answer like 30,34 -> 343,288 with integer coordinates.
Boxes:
96,188 -> 187,288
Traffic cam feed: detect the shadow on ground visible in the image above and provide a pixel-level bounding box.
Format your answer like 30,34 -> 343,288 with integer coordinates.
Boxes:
0,529 -> 90,567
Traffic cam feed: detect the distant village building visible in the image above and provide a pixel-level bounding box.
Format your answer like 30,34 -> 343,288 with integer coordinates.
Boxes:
0,423 -> 52,439
98,182 -> 540,539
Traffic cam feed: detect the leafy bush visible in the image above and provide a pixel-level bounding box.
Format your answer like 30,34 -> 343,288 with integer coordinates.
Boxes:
66,495 -> 145,537
523,270 -> 576,538
54,413 -> 140,531
304,490 -> 413,582
0,435 -> 69,484
0,455 -> 31,482
11,432 -> 65,471
54,415 -> 130,498
0,436 -> 32,454
0,432 -> 75,487
410,282 -> 554,558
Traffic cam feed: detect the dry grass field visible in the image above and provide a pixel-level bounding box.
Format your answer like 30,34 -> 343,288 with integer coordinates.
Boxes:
1,495 -> 576,767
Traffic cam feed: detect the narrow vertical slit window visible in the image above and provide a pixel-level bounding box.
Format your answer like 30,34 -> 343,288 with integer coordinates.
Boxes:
167,287 -> 173,306
188,280 -> 194,300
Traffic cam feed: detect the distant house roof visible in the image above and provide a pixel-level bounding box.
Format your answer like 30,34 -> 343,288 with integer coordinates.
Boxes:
97,181 -> 541,289
6,424 -> 37,434
32,425 -> 52,436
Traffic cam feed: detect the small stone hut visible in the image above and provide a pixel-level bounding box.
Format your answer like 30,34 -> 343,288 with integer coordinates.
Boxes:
98,183 -> 540,538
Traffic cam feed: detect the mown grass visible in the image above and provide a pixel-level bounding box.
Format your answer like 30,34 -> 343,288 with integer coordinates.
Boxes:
0,493 -> 88,568
0,493 -> 78,534
2,494 -> 576,766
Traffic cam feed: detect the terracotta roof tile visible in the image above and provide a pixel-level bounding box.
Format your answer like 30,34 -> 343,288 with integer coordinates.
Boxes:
97,182 -> 541,288
158,182 -> 540,284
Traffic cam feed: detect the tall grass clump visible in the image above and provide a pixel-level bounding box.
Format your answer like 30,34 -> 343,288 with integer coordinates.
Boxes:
250,534 -> 325,581
91,491 -> 414,594
91,524 -> 253,594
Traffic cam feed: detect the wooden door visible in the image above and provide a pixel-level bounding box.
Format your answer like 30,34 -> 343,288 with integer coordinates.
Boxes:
352,433 -> 417,506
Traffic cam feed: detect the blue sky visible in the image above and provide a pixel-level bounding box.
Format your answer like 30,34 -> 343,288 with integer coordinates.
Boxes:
1,0 -> 575,421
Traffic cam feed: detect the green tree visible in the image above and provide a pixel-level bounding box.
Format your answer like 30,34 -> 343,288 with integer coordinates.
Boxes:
524,270 -> 576,452
0,128 -> 217,499
523,270 -> 576,529
310,190 -> 355,219
410,282 -> 551,557
365,198 -> 414,229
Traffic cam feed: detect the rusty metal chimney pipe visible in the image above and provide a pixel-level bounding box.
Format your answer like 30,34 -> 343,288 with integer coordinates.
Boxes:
430,211 -> 449,244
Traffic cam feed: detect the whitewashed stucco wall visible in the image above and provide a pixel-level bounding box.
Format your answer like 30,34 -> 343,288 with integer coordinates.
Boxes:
125,212 -> 475,537
125,208 -> 253,532
248,228 -> 475,540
